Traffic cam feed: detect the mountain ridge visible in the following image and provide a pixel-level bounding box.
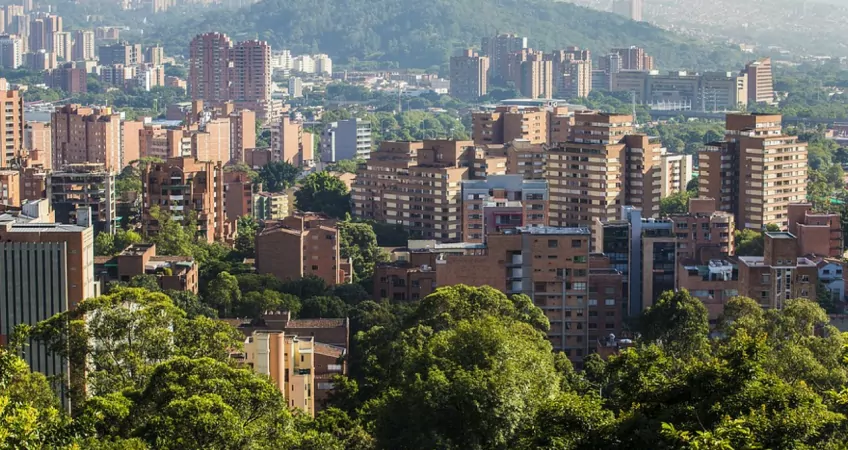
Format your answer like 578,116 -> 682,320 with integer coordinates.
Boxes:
147,0 -> 749,70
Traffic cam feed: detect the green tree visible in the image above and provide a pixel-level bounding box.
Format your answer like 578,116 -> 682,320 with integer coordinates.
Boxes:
300,296 -> 348,318
295,171 -> 351,219
735,229 -> 765,256
259,161 -> 301,192
659,191 -> 691,215
339,221 -> 383,282
639,289 -> 709,358
205,271 -> 241,317
234,215 -> 259,257
94,232 -> 116,256
327,159 -> 362,174
114,229 -> 142,251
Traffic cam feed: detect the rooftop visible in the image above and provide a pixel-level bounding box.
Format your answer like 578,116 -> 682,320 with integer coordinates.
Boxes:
3,222 -> 88,233
765,232 -> 795,240
285,318 -> 347,329
513,226 -> 591,236
737,256 -> 816,268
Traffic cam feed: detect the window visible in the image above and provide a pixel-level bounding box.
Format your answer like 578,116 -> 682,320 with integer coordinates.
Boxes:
328,364 -> 343,372
548,239 -> 558,248
574,256 -> 587,263
589,323 -> 598,329
588,299 -> 598,306
761,274 -> 771,284
606,311 -> 616,317
571,282 -> 587,291
311,265 -> 318,270
605,323 -> 616,329
605,299 -> 615,306
589,311 -> 598,317
801,275 -> 810,282
571,239 -> 582,248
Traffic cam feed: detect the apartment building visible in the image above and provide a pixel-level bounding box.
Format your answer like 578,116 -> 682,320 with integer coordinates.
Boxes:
252,191 -> 290,221
659,149 -> 694,198
45,62 -> 87,94
518,50 -> 553,99
611,46 -> 654,71
20,165 -> 48,201
52,105 -> 122,172
241,331 -> 315,416
787,203 -> 843,258
94,243 -> 199,293
0,86 -> 22,168
437,226 -> 593,365
481,33 -> 527,83
189,32 -> 232,104
0,220 -> 96,391
0,169 -> 19,206
472,106 -> 550,145
738,232 -> 817,309
98,41 -> 142,66
449,49 -> 489,101
229,109 -> 256,164
230,40 -> 271,104
352,140 -> 506,241
501,140 -> 547,179
547,112 -> 633,228
271,115 -> 312,166
745,57 -> 775,105
23,121 -> 51,169
0,33 -> 22,69
461,175 -> 548,243
142,157 -> 227,243
319,118 -> 372,162
50,164 -> 116,233
698,113 -> 807,230
70,30 -> 94,61
235,311 -> 348,411
255,212 -> 345,286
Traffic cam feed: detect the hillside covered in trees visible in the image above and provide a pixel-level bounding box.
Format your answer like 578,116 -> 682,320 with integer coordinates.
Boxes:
141,0 -> 748,70
5,285 -> 848,449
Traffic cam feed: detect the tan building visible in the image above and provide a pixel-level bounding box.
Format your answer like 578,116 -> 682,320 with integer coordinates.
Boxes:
229,109 -> 256,164
472,106 -> 549,145
94,243 -> 199,293
242,331 -> 315,416
449,49 -> 489,102
189,32 -> 232,104
71,30 -> 95,61
738,232 -> 817,309
139,125 -> 172,159
611,46 -> 654,71
0,87 -> 23,168
352,140 -> 507,242
142,157 -> 227,243
481,33 -> 527,83
272,116 -> 311,165
24,121 -> 51,169
461,175 -> 548,243
0,220 -> 96,392
20,165 -> 48,202
547,112 -> 634,228
701,71 -> 748,111
122,120 -> 144,165
699,113 -> 807,230
255,212 -> 345,286
519,50 -> 553,99
436,227 -> 594,367
230,40 -> 271,105
745,57 -> 775,105
0,169 -> 19,206
501,140 -> 547,179
52,105 -> 122,172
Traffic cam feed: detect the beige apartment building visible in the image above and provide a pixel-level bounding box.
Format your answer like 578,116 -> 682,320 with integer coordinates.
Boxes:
271,115 -> 313,166
547,112 -> 633,228
0,169 -> 19,206
745,57 -> 775,105
0,87 -> 22,168
255,212 -> 345,286
659,149 -> 694,198
352,140 -> 507,241
52,105 -> 122,172
699,113 -> 807,230
242,331 -> 315,416
472,105 -> 573,146
24,121 -> 52,169
461,175 -> 548,243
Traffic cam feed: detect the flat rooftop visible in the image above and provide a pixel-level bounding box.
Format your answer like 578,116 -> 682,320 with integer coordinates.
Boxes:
4,223 -> 87,232
515,226 -> 590,236
765,232 -> 795,239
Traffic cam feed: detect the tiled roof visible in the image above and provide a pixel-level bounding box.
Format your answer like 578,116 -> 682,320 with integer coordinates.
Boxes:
315,342 -> 346,358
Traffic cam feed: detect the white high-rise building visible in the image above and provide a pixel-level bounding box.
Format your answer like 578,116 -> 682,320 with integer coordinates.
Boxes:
313,54 -> 332,76
0,34 -> 23,69
293,55 -> 315,74
271,50 -> 293,70
288,77 -> 303,98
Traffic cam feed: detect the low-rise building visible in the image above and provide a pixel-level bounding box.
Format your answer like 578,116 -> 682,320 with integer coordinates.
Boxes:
240,331 -> 315,416
252,191 -> 290,221
94,243 -> 199,293
50,163 -> 116,234
255,212 -> 346,286
737,232 -> 818,309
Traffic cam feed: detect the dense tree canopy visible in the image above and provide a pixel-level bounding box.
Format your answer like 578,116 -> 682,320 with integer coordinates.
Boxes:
295,172 -> 352,219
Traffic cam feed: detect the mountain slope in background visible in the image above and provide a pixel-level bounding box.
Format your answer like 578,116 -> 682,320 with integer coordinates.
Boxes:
147,0 -> 748,69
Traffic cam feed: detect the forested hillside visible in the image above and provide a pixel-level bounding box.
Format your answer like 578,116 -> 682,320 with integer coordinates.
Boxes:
142,0 -> 747,69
